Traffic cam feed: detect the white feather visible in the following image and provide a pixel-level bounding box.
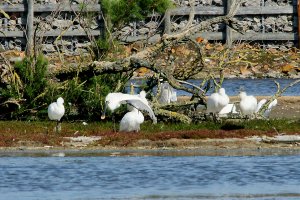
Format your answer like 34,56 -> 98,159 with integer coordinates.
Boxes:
103,91 -> 157,132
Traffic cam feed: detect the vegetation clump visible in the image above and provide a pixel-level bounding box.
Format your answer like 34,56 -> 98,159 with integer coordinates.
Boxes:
100,0 -> 173,28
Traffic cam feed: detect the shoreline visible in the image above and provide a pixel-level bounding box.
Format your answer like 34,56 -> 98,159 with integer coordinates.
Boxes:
1,96 -> 300,157
1,136 -> 300,157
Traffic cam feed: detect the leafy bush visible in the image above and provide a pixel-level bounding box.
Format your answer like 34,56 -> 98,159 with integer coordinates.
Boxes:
15,55 -> 48,105
0,54 -> 48,119
61,72 -> 130,120
92,37 -> 111,60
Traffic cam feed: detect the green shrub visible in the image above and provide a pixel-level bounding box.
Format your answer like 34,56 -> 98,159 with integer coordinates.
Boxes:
101,0 -> 173,28
92,37 -> 110,60
60,72 -> 130,120
0,54 -> 48,119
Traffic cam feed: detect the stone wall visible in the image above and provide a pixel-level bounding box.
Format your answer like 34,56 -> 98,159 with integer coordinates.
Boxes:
115,0 -> 297,50
0,0 -> 298,55
0,0 -> 101,55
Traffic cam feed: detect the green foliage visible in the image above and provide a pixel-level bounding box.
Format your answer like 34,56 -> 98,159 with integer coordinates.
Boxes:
92,37 -> 110,60
0,54 -> 48,119
14,55 -> 48,105
61,72 -> 130,120
101,0 -> 173,28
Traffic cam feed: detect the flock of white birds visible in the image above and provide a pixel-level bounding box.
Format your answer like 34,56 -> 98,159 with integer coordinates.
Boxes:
47,84 -> 277,133
207,88 -> 278,119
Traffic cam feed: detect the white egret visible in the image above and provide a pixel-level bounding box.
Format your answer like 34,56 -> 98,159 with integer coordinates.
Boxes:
119,105 -> 144,132
206,88 -> 229,120
239,91 -> 257,117
219,103 -> 238,117
255,99 -> 267,113
101,91 -> 157,132
254,98 -> 278,118
48,97 -> 65,132
264,99 -> 277,117
158,82 -> 177,104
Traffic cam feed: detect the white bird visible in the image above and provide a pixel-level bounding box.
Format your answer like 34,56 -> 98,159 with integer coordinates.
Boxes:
101,91 -> 157,132
255,99 -> 267,113
255,99 -> 277,118
239,91 -> 257,117
264,99 -> 277,117
48,97 -> 65,132
158,82 -> 177,104
119,105 -> 144,132
206,88 -> 230,116
219,103 -> 238,117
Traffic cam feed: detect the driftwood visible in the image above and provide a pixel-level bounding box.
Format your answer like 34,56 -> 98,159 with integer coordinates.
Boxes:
261,135 -> 300,144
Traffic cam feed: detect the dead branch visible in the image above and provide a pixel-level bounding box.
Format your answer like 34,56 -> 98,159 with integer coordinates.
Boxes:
258,79 -> 300,116
162,0 -> 242,40
182,0 -> 195,31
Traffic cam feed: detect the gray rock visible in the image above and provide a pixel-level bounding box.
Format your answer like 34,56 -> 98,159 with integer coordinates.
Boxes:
52,19 -> 72,29
42,44 -> 56,53
283,25 -> 293,32
145,21 -> 158,29
138,28 -> 149,35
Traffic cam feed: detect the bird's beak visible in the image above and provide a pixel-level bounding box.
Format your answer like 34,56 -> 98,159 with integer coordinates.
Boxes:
101,102 -> 107,120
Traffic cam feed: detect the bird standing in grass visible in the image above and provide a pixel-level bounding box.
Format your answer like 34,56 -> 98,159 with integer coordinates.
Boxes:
239,91 -> 257,118
48,97 -> 65,132
119,105 -> 145,132
101,91 -> 157,132
206,87 -> 229,121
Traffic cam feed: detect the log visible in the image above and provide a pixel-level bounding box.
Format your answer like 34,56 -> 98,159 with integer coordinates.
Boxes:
155,109 -> 192,124
26,0 -> 34,56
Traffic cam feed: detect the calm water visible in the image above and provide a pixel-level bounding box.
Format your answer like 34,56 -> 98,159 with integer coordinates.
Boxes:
1,154 -> 300,200
128,78 -> 300,96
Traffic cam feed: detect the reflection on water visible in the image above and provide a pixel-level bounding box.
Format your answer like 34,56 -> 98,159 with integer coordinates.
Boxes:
127,78 -> 300,96
1,155 -> 300,200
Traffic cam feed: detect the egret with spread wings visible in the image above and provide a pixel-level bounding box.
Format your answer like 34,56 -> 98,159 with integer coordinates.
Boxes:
101,91 -> 157,132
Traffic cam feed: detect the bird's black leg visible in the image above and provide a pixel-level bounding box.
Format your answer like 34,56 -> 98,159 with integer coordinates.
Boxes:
55,118 -> 63,133
112,115 -> 116,132
53,121 -> 59,133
